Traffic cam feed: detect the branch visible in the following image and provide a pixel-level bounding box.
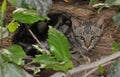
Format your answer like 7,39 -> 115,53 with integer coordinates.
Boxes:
82,61 -> 115,77
68,51 -> 120,74
50,51 -> 120,77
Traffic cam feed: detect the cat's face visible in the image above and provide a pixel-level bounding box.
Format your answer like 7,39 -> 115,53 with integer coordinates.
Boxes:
74,21 -> 103,51
72,15 -> 104,51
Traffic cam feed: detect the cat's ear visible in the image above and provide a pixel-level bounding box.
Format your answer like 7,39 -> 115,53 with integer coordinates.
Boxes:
72,18 -> 80,31
96,15 -> 105,30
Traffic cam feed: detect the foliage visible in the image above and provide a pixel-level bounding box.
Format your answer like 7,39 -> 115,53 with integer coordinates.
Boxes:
12,8 -> 49,24
1,0 -> 7,15
112,41 -> 119,53
107,60 -> 120,77
7,0 -> 52,16
0,26 -> 9,39
0,0 -> 73,76
98,66 -> 104,74
1,45 -> 26,65
0,0 -> 9,40
112,13 -> 120,28
47,26 -> 71,61
7,21 -> 19,32
33,26 -> 73,72
91,0 -> 120,13
1,62 -> 26,77
90,0 -> 120,32
0,45 -> 26,77
105,0 -> 120,7
90,0 -> 99,5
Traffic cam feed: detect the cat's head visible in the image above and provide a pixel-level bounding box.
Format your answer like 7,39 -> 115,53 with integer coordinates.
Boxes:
72,16 -> 104,51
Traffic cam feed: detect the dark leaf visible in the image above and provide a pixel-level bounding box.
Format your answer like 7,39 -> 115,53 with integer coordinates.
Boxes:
1,62 -> 25,77
33,0 -> 52,16
107,60 -> 120,77
112,13 -> 120,27
105,0 -> 120,6
8,0 -> 52,16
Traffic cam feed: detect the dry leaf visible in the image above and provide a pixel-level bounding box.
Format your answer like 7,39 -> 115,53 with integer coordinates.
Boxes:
64,0 -> 72,3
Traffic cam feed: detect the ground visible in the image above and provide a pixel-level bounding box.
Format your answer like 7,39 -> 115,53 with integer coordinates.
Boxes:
0,0 -> 120,77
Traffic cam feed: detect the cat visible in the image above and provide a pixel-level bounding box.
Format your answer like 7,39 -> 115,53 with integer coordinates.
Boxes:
71,15 -> 104,56
12,11 -> 72,57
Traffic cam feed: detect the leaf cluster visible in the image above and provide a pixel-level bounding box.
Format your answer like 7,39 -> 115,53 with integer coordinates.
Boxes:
0,0 -> 73,77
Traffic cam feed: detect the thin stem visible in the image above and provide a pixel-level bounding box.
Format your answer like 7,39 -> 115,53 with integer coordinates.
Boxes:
0,15 -> 4,45
26,25 -> 50,55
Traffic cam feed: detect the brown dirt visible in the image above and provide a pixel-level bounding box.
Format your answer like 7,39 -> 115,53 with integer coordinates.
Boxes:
1,0 -> 120,77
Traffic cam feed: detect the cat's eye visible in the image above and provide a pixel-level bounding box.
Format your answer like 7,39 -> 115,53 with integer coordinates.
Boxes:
91,36 -> 97,40
75,36 -> 84,40
79,36 -> 84,40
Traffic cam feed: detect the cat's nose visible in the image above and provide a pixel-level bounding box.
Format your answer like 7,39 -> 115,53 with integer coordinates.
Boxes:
85,42 -> 90,48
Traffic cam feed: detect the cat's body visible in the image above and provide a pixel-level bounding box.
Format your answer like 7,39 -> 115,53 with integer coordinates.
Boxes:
12,9 -> 104,57
12,11 -> 72,57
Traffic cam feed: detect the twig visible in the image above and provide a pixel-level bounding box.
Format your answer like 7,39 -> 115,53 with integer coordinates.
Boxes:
26,25 -> 50,55
82,61 -> 115,77
95,46 -> 113,50
50,51 -> 120,77
83,68 -> 97,77
68,52 -> 120,75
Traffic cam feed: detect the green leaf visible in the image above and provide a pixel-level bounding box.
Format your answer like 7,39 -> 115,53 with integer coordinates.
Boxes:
32,54 -> 57,64
1,62 -> 25,77
1,45 -> 26,65
0,12 -> 2,24
97,5 -> 105,14
112,42 -> 119,48
7,21 -> 19,32
89,0 -> 99,5
32,54 -> 73,72
112,13 -> 120,27
112,41 -> 119,52
46,60 -> 73,72
98,66 -> 104,74
13,8 -> 49,24
33,67 -> 41,75
47,26 -> 71,61
1,0 -> 7,15
107,60 -> 120,77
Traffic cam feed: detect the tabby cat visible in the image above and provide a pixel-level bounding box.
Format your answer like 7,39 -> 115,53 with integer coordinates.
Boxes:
71,16 -> 104,55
